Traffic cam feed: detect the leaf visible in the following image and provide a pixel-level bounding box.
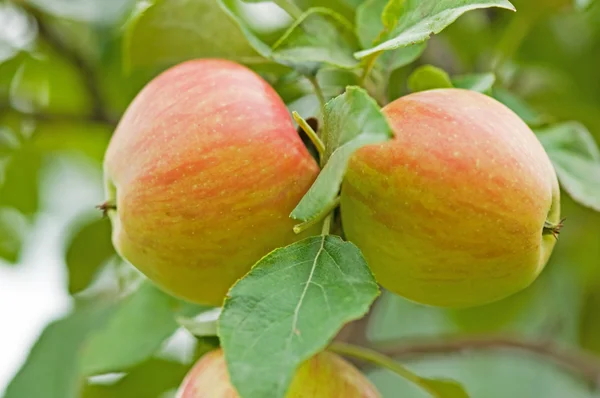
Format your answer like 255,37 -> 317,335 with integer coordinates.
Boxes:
451,73 -> 495,94
65,215 -> 116,294
492,87 -> 548,127
0,143 -> 42,216
0,2 -> 36,64
379,42 -> 426,73
355,0 -> 387,47
536,122 -> 600,211
4,301 -> 115,398
408,64 -> 453,92
291,87 -> 393,222
124,0 -> 266,70
355,0 -> 515,59
271,7 -> 360,73
219,235 -> 379,398
0,207 -> 28,263
79,282 -> 199,375
422,378 -> 470,397
177,307 -> 222,337
81,359 -> 189,398
24,0 -> 135,24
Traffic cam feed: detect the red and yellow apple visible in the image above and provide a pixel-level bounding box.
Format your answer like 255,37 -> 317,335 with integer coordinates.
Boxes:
341,88 -> 560,308
176,349 -> 380,398
103,59 -> 319,306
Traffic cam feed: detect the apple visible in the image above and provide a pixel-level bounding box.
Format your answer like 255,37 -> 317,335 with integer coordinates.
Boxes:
341,88 -> 561,308
176,349 -> 381,397
103,59 -> 319,306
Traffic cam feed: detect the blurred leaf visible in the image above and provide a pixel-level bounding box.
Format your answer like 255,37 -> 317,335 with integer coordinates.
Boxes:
355,0 -> 386,48
32,120 -> 112,163
4,301 -> 115,398
575,0 -> 594,9
25,0 -> 135,24
368,351 -> 591,398
408,64 -> 453,92
219,235 -> 379,398
9,48 -> 93,116
493,87 -> 548,127
0,207 -> 28,263
379,43 -> 426,73
452,73 -> 495,94
0,143 -> 42,215
177,307 -> 221,337
124,0 -> 266,71
65,216 -> 115,294
0,2 -> 37,63
580,289 -> 600,355
422,378 -> 470,397
80,282 -> 202,375
537,122 -> 600,211
355,0 -> 515,58
82,358 -> 188,398
291,87 -> 393,222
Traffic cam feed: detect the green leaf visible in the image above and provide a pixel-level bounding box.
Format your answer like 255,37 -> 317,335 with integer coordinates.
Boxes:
355,0 -> 515,59
65,215 -> 116,294
379,42 -> 426,73
451,73 -> 495,94
81,359 -> 189,398
24,0 -> 135,24
0,2 -> 36,64
537,122 -> 600,211
4,301 -> 115,398
422,378 -> 470,397
177,307 -> 222,337
0,207 -> 28,263
291,87 -> 393,222
272,7 -> 360,73
0,143 -> 42,216
124,0 -> 266,70
408,64 -> 453,92
355,0 -> 387,47
492,88 -> 548,127
219,235 -> 379,398
80,282 -> 196,375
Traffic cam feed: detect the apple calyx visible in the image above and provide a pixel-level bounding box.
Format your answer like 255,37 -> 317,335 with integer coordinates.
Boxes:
97,201 -> 117,217
543,218 -> 565,239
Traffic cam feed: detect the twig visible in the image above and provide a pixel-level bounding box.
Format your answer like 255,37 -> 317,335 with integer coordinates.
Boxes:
374,335 -> 600,387
307,76 -> 326,113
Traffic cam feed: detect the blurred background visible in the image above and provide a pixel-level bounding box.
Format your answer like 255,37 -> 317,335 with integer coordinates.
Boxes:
0,0 -> 599,397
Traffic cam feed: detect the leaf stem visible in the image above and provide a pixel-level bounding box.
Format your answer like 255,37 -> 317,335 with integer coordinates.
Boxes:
293,197 -> 340,235
273,0 -> 303,19
321,213 -> 332,235
308,76 -> 327,113
293,111 -> 325,156
328,342 -> 437,395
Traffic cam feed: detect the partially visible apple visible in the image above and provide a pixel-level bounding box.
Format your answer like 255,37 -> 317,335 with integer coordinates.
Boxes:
341,88 -> 561,308
103,59 -> 319,306
176,349 -> 381,398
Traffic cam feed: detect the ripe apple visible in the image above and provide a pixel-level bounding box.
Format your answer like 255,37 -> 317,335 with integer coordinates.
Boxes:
341,88 -> 561,308
103,59 -> 319,306
176,349 -> 381,397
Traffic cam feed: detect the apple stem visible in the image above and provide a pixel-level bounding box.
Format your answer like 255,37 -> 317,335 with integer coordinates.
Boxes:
293,111 -> 325,157
293,197 -> 340,235
96,201 -> 116,217
543,218 -> 565,240
328,342 -> 441,396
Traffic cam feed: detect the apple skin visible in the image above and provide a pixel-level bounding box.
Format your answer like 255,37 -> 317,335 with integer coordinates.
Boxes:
176,349 -> 381,398
103,59 -> 319,306
341,88 -> 560,308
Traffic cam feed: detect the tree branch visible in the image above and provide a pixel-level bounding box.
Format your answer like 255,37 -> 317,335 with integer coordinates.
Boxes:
373,335 -> 600,387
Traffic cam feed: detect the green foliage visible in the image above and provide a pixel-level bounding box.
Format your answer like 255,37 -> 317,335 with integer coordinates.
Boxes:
408,64 -> 453,92
219,236 -> 379,398
537,122 -> 600,211
291,87 -> 393,222
355,0 -> 516,58
65,216 -> 115,294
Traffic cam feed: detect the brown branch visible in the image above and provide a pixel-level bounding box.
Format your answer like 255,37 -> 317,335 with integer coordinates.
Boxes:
21,3 -> 118,126
372,335 -> 600,387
